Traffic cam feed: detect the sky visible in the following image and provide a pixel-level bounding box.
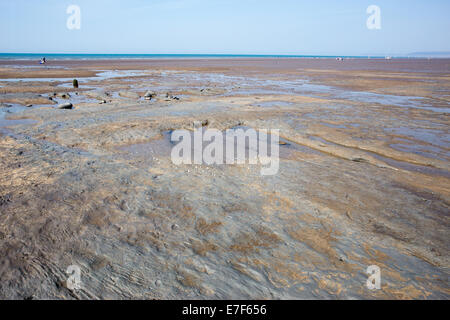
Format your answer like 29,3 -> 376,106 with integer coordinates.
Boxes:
0,0 -> 449,56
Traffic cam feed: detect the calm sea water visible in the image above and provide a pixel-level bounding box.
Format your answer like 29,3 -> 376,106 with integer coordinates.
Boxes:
0,53 -> 389,60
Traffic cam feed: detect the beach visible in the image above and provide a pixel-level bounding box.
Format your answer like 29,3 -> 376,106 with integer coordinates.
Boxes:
0,58 -> 449,299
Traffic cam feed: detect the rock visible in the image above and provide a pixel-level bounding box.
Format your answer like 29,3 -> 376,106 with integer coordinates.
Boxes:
73,79 -> 79,88
200,87 -> 223,95
144,91 -> 156,100
352,157 -> 367,163
193,120 -> 209,128
164,92 -> 180,101
119,200 -> 128,211
204,266 -> 214,275
155,280 -> 162,287
25,104 -> 33,108
99,100 -> 107,104
60,93 -> 71,99
58,103 -> 73,109
0,194 -> 12,206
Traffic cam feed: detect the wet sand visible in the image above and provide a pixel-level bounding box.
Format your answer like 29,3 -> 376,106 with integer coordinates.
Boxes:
0,58 -> 449,299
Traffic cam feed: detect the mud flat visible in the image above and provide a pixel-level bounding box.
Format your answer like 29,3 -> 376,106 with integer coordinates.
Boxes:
0,58 -> 449,299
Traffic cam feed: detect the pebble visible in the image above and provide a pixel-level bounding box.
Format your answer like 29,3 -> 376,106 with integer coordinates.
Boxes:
144,91 -> 156,99
204,266 -> 214,275
58,103 -> 73,109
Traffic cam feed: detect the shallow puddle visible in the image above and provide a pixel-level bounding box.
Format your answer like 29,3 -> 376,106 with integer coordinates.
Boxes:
48,92 -> 98,106
389,143 -> 450,162
319,122 -> 348,129
372,153 -> 450,178
384,126 -> 450,148
116,131 -> 173,161
251,101 -> 294,108
307,134 -> 450,178
278,137 -> 323,158
0,70 -> 150,83
0,117 -> 38,136
115,127 -> 323,167
0,118 -> 37,127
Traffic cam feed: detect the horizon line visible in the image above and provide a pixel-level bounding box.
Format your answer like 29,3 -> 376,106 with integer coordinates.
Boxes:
1,52 -> 448,58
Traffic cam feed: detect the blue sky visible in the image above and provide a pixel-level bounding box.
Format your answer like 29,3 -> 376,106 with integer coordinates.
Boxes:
1,0 -> 449,55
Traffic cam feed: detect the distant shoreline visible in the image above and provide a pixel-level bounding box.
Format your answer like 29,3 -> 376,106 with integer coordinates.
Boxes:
0,53 -> 443,61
